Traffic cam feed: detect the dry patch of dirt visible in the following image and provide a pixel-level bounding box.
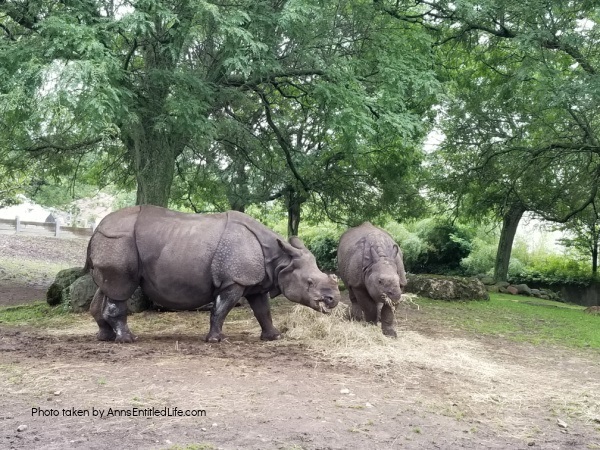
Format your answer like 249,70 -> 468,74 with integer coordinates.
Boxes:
1,235 -> 600,449
1,301 -> 600,449
0,235 -> 87,266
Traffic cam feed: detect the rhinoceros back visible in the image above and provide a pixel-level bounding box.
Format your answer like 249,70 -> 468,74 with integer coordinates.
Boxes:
133,206 -> 228,309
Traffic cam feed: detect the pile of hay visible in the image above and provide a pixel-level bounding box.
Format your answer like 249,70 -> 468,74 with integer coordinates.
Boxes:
277,303 -> 502,382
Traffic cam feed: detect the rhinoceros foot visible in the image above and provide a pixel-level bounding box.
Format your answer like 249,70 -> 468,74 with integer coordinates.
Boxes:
260,330 -> 282,341
382,328 -> 397,338
205,332 -> 227,343
96,329 -> 116,342
115,331 -> 137,343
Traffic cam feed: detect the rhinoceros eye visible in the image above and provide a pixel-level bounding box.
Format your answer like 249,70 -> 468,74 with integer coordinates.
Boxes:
378,278 -> 383,284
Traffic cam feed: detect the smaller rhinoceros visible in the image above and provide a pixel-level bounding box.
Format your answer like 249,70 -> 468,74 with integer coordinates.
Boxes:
337,223 -> 407,337
85,205 -> 340,343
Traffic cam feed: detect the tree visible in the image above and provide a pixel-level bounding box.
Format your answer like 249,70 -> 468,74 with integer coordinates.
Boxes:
558,201 -> 600,277
419,0 -> 600,281
1,0 -> 439,220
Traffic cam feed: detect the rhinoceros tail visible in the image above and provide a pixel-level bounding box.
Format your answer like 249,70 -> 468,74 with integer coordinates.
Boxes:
83,237 -> 93,273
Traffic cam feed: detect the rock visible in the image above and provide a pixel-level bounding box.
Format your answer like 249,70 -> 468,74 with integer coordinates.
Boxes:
68,274 -> 98,313
530,289 -> 541,298
486,285 -> 500,293
480,276 -> 496,286
540,295 -> 549,300
556,418 -> 568,429
127,287 -> 152,313
52,271 -> 152,314
16,425 -> 27,432
514,284 -> 532,296
340,388 -> 350,394
506,286 -> 519,295
498,287 -> 508,294
584,306 -> 600,315
46,267 -> 86,306
404,274 -> 489,301
496,281 -> 510,288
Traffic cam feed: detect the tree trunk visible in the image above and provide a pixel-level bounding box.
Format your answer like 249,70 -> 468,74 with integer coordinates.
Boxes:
227,155 -> 249,213
592,240 -> 598,277
493,204 -> 526,282
123,121 -> 186,207
286,189 -> 306,237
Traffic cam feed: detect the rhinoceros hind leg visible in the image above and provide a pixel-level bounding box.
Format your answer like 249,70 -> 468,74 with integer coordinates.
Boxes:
247,293 -> 281,341
380,303 -> 397,338
205,285 -> 245,343
90,290 -> 116,341
91,290 -> 137,343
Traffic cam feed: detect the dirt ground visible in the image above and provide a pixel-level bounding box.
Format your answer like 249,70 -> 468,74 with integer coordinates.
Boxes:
1,236 -> 600,449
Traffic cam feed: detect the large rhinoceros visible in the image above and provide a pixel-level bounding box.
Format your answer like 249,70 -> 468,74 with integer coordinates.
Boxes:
86,205 -> 340,343
337,223 -> 406,337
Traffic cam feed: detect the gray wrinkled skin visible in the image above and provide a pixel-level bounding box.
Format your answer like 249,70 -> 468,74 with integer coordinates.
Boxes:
337,223 -> 407,337
86,205 -> 340,343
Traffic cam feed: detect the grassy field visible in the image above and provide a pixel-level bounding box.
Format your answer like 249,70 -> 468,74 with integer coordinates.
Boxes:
1,293 -> 598,350
414,294 -> 599,349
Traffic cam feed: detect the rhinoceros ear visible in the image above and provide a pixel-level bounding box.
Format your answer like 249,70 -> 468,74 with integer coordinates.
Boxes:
288,236 -> 306,250
277,238 -> 303,258
392,244 -> 399,258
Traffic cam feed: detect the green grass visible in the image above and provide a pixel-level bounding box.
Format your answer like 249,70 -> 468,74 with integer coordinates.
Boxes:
416,293 -> 600,349
0,302 -> 80,328
2,292 -> 599,350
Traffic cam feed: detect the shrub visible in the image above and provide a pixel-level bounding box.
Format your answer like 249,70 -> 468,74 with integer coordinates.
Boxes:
410,219 -> 473,275
306,236 -> 338,272
383,221 -> 427,272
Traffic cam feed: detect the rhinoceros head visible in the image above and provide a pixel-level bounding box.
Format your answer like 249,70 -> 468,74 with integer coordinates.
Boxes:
276,237 -> 340,313
364,245 -> 405,304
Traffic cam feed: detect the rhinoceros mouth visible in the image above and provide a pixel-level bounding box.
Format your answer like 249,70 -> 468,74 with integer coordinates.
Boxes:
311,298 -> 333,314
381,293 -> 401,308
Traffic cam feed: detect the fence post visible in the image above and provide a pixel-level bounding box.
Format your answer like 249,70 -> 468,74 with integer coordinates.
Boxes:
55,219 -> 61,237
15,216 -> 20,234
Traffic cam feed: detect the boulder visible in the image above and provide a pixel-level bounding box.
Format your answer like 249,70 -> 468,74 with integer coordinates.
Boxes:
404,274 -> 489,301
506,286 -> 519,295
47,267 -> 152,313
46,267 -> 86,306
480,276 -> 496,286
496,281 -> 510,288
486,284 -> 500,293
530,288 -> 541,298
127,287 -> 152,313
67,274 -> 98,313
584,306 -> 600,315
514,284 -> 532,296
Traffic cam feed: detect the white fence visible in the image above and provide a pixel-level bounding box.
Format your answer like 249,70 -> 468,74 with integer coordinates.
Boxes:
0,217 -> 95,239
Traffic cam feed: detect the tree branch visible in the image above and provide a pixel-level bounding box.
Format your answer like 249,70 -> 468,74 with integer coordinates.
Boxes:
254,88 -> 310,193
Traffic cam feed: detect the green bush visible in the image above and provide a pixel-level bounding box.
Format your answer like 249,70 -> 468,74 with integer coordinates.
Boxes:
409,219 -> 473,274
306,235 -> 338,272
383,221 -> 427,272
510,253 -> 593,286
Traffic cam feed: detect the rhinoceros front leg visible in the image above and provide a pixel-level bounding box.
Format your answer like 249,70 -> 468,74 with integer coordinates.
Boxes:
206,285 -> 245,343
348,287 -> 364,321
380,303 -> 398,338
354,287 -> 378,325
246,292 -> 281,341
90,289 -> 137,343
